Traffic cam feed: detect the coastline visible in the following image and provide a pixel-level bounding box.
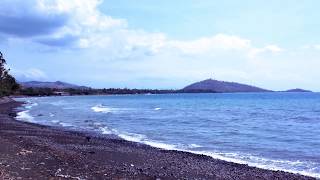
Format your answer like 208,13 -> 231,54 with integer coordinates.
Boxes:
0,99 -> 315,179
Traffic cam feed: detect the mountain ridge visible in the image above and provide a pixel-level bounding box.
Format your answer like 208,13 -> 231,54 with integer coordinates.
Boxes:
19,79 -> 313,93
20,81 -> 90,89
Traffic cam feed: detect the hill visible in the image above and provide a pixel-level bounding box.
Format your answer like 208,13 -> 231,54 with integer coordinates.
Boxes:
283,88 -> 312,93
20,81 -> 90,90
182,79 -> 270,93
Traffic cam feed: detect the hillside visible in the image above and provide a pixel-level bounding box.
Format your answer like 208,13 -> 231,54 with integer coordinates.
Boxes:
20,81 -> 90,89
283,88 -> 312,93
183,79 -> 270,93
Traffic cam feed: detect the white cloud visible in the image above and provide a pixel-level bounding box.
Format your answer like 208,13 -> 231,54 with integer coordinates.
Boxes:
248,44 -> 284,58
264,45 -> 284,52
0,0 -> 126,48
167,34 -> 251,55
0,0 -> 285,60
313,45 -> 320,50
12,68 -> 48,82
2,0 -> 320,90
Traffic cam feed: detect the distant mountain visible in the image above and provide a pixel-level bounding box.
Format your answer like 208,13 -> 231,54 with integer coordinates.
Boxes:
283,88 -> 312,93
182,79 -> 270,93
20,81 -> 90,89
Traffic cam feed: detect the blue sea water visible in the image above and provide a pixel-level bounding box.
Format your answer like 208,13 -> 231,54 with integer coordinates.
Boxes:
15,93 -> 320,178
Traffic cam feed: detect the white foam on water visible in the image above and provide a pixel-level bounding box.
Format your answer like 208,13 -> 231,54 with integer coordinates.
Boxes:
108,130 -> 177,150
15,100 -> 39,123
91,104 -> 112,113
16,110 -> 35,122
154,107 -> 161,111
184,150 -> 320,179
109,129 -> 320,178
59,122 -> 73,127
144,141 -> 177,150
118,133 -> 146,143
188,144 -> 203,148
99,127 -> 113,134
51,120 -> 60,124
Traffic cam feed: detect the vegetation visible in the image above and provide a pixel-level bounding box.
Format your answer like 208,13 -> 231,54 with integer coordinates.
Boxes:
16,86 -> 223,96
19,88 -> 54,96
0,51 -> 19,97
17,87 -> 178,96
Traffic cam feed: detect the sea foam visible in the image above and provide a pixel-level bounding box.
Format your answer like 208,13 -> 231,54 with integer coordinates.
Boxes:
99,127 -> 113,134
189,151 -> 320,179
16,110 -> 35,122
91,104 -> 112,113
111,130 -> 320,178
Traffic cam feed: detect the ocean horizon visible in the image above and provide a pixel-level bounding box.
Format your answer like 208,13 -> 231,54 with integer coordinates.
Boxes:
15,92 -> 320,178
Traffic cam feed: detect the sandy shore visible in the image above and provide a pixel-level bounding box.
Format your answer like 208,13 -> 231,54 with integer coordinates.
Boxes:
0,99 -> 315,179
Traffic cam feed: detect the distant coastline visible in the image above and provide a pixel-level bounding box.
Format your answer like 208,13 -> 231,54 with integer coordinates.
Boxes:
16,79 -> 314,97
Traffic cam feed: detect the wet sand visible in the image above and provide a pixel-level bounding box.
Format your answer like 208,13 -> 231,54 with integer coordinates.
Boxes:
0,99 -> 315,179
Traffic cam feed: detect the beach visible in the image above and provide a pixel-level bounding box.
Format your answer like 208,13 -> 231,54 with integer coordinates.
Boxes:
0,99 -> 315,180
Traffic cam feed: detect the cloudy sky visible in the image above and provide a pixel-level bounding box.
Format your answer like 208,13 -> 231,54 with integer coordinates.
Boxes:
1,0 -> 320,90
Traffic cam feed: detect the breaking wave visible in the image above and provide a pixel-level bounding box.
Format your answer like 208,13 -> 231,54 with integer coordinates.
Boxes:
91,104 -> 113,113
101,128 -> 320,178
16,110 -> 35,122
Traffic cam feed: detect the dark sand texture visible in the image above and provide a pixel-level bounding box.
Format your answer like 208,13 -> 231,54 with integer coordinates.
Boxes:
0,99 -> 315,179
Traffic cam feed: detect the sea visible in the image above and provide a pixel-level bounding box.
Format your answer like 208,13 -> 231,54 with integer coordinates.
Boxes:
14,93 -> 320,178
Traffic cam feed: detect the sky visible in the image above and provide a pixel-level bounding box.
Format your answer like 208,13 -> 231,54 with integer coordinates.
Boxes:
1,0 -> 320,90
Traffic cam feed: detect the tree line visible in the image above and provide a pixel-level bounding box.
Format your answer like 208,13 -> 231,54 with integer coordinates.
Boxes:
17,87 -> 218,96
0,51 -> 19,97
18,87 -> 179,96
0,50 -> 217,97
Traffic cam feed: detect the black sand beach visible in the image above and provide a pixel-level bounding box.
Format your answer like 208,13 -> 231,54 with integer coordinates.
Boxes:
0,99 -> 315,179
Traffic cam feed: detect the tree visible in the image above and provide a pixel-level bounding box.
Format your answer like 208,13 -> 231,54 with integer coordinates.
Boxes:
0,51 -> 7,78
0,51 -> 19,96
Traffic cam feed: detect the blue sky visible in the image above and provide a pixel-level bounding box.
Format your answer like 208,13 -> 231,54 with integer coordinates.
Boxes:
1,0 -> 320,90
100,0 -> 320,46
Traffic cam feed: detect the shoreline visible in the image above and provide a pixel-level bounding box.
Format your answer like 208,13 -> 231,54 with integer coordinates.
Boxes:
0,99 -> 315,179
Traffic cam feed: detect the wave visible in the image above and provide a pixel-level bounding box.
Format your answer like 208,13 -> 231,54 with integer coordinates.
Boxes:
15,100 -> 39,123
59,122 -> 73,127
91,104 -> 113,113
51,120 -> 60,124
16,110 -> 35,123
154,107 -> 161,111
144,141 -> 177,150
97,126 -> 177,150
188,144 -> 203,148
99,127 -> 113,134
190,151 -> 320,179
118,132 -> 177,150
102,129 -> 319,178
